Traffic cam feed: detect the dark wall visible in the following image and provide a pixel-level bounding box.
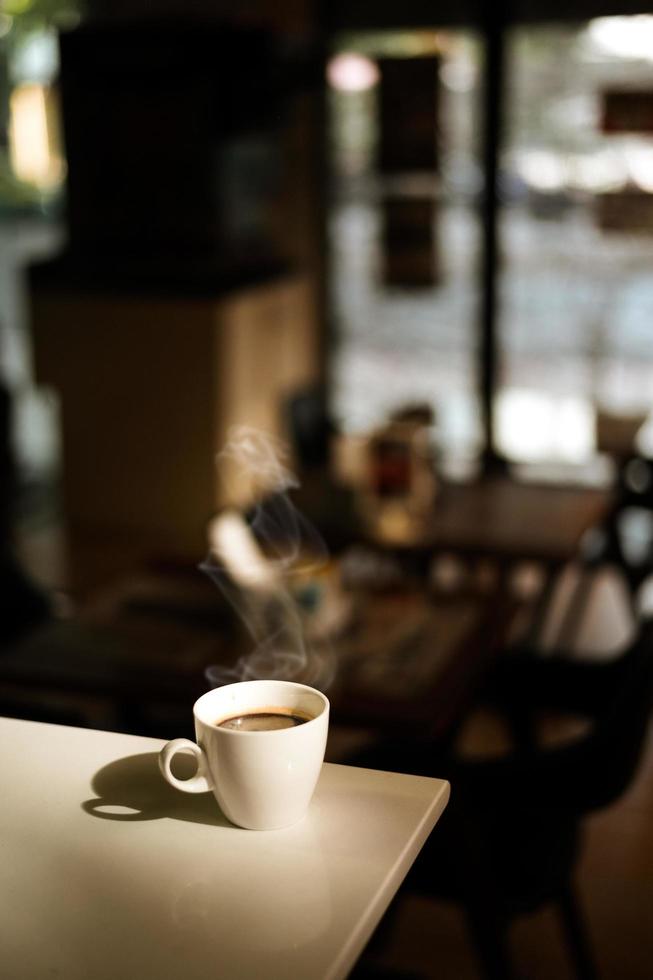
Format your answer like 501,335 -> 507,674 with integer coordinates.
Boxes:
331,0 -> 653,31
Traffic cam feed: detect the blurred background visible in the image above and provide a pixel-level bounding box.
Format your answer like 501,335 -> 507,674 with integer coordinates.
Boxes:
4,1 -> 653,569
2,1 -> 653,978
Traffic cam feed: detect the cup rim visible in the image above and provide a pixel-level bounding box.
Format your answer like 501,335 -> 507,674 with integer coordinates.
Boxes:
193,679 -> 329,734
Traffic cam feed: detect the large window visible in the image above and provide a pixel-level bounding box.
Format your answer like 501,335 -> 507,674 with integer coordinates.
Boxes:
327,30 -> 483,468
329,17 -> 653,475
497,17 -> 653,466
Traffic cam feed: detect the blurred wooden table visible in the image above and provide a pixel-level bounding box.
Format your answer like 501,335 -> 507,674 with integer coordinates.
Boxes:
357,474 -> 613,666
367,475 -> 612,566
326,588 -> 515,742
0,564 -> 518,749
7,474 -> 601,747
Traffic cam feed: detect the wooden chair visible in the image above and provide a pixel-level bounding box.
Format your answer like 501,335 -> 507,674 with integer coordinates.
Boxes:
349,618 -> 653,980
527,455 -> 653,653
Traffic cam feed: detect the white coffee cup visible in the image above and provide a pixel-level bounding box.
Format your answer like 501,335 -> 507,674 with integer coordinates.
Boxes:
159,679 -> 329,830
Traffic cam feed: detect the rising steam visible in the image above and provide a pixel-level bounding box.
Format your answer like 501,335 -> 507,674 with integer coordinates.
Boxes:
200,427 -> 335,691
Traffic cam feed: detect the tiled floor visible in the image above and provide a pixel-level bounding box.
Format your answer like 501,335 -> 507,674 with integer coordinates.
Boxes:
358,719 -> 653,980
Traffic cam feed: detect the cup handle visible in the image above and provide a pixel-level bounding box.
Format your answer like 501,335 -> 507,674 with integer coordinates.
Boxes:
158,738 -> 212,794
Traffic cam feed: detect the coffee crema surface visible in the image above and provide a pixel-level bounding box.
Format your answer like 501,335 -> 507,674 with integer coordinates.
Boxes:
216,707 -> 313,732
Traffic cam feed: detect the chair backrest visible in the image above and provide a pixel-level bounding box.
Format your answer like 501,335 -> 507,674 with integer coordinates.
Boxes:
587,455 -> 653,597
530,460 -> 653,652
567,616 -> 653,813
534,561 -> 636,655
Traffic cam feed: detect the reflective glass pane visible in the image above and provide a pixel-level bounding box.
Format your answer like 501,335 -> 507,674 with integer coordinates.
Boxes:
498,17 -> 653,468
328,30 -> 483,468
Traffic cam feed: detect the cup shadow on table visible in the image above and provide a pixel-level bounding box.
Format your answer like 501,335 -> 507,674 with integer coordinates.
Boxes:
81,752 -> 232,827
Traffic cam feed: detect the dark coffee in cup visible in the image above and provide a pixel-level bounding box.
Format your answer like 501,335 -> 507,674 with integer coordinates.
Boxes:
216,706 -> 313,732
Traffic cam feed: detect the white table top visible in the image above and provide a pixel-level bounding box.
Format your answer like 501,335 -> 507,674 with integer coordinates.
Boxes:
0,717 -> 449,980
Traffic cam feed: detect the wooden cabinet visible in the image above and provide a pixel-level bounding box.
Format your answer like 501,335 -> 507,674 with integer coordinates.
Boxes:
30,275 -> 319,584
